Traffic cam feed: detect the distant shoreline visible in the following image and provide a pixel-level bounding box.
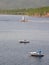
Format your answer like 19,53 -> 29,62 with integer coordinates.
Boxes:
0,6 -> 49,17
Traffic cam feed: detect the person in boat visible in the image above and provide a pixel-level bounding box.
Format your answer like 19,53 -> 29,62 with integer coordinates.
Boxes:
29,50 -> 44,57
38,50 -> 42,55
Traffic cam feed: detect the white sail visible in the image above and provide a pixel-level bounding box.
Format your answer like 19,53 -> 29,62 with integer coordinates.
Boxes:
22,16 -> 25,20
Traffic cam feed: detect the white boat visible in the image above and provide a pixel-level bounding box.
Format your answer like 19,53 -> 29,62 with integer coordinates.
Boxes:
29,50 -> 44,57
21,16 -> 28,22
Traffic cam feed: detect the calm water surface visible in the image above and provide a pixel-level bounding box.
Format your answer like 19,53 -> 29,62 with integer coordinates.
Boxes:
0,15 -> 49,65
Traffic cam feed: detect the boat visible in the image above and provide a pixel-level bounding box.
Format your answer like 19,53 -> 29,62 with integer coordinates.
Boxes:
19,40 -> 30,43
21,16 -> 28,22
29,50 -> 44,57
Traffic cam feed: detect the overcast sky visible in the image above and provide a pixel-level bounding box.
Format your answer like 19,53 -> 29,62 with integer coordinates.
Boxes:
0,0 -> 49,9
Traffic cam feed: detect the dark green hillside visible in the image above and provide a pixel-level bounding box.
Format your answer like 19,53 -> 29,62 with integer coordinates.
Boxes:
0,6 -> 49,16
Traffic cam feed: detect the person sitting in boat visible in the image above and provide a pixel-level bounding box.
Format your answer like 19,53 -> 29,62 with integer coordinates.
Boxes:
38,50 -> 42,55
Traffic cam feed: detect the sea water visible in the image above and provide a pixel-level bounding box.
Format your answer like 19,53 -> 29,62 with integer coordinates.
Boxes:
0,15 -> 49,65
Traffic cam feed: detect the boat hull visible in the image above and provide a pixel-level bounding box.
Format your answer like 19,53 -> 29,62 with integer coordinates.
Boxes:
19,41 -> 29,43
31,54 -> 44,57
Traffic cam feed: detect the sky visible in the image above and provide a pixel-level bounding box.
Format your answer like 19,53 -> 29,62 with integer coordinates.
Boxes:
0,0 -> 49,9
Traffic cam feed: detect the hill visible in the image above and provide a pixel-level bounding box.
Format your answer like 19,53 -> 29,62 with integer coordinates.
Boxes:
0,0 -> 49,9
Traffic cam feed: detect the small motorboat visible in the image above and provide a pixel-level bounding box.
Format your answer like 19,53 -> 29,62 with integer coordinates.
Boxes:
19,40 -> 30,43
29,50 -> 44,57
